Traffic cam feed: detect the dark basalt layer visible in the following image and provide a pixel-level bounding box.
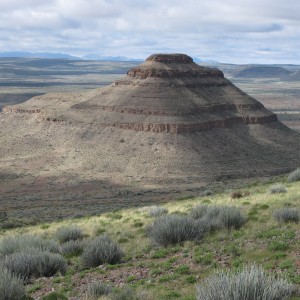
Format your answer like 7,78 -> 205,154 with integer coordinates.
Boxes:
146,53 -> 193,63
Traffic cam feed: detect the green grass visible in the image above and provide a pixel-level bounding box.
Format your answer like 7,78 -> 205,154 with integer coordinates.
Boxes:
1,177 -> 299,300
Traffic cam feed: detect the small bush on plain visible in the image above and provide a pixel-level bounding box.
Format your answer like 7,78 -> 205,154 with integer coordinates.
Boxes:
81,235 -> 124,268
218,206 -> 245,229
61,240 -> 84,257
112,287 -> 152,300
230,191 -> 243,199
0,234 -> 60,257
269,184 -> 287,194
287,168 -> 300,182
41,292 -> 68,300
147,215 -> 203,247
0,268 -> 25,300
55,225 -> 84,244
86,281 -> 112,299
230,190 -> 250,199
148,206 -> 168,217
1,249 -> 67,281
274,208 -> 299,223
196,264 -> 293,300
190,204 -> 208,220
201,190 -> 213,196
191,205 -> 245,230
110,286 -> 138,300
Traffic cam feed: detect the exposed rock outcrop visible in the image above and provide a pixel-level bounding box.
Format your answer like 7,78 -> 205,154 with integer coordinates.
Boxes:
64,54 -> 278,134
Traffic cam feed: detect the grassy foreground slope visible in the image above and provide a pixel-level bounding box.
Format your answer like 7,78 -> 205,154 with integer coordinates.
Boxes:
0,174 -> 299,300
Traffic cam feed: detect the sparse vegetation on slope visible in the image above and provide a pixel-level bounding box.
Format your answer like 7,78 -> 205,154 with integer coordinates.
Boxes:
0,176 -> 299,299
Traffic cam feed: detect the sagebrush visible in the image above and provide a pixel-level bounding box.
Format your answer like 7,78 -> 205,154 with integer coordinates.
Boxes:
0,268 -> 25,300
287,168 -> 300,182
274,208 -> 299,223
269,184 -> 287,194
1,249 -> 67,281
0,234 -> 60,257
81,235 -> 124,268
147,215 -> 203,246
55,225 -> 84,244
191,205 -> 245,230
61,240 -> 85,257
148,206 -> 168,217
86,281 -> 112,299
196,264 -> 293,300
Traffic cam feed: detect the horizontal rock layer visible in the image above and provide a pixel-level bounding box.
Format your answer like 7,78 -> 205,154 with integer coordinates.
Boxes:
2,106 -> 41,113
101,114 -> 277,134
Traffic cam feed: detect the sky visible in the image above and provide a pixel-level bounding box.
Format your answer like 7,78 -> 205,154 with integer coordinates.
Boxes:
1,0 -> 300,64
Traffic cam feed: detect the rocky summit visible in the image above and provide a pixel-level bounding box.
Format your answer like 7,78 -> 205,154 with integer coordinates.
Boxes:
1,54 -> 300,221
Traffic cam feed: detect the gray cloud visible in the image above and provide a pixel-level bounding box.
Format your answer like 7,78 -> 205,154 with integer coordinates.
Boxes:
0,0 -> 300,63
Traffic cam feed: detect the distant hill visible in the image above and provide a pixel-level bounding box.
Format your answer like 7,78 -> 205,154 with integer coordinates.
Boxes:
233,65 -> 291,78
0,51 -> 81,60
0,52 -> 219,63
82,54 -> 143,61
0,51 -> 145,62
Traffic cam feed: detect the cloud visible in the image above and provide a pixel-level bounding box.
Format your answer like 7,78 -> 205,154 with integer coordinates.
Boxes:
0,0 -> 299,63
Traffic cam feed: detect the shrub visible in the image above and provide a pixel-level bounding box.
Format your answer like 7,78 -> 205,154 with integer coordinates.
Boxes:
190,204 -> 208,220
0,234 -> 60,257
230,191 -> 243,199
196,264 -> 293,300
0,221 -> 23,230
287,168 -> 300,182
0,211 -> 7,222
81,235 -> 124,268
86,281 -> 112,299
230,191 -> 250,199
274,208 -> 299,223
55,226 -> 84,244
194,217 -> 222,234
268,241 -> 289,252
147,215 -> 203,246
110,286 -> 138,300
148,206 -> 168,217
201,190 -> 213,196
41,292 -> 68,300
269,184 -> 287,194
191,205 -> 245,230
72,212 -> 85,219
0,268 -> 25,300
61,240 -> 84,257
1,249 -> 67,281
218,206 -> 245,229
